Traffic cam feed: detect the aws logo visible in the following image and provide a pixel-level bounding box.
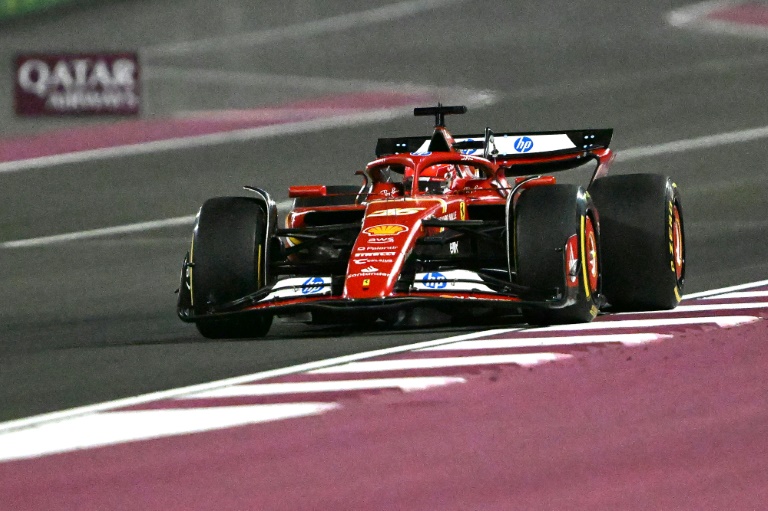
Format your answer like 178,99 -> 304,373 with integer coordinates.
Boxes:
363,224 -> 409,236
367,208 -> 424,217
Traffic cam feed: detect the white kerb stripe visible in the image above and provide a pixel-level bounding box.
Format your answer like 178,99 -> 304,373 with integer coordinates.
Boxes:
684,279 -> 768,298
615,303 -> 768,314
417,333 -> 671,351
309,353 -> 570,374
0,404 -> 337,462
179,377 -> 466,399
701,291 -> 768,300
0,327 -> 519,434
533,316 -> 759,332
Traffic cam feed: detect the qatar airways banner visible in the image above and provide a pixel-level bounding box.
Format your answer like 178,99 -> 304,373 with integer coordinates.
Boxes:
14,53 -> 140,116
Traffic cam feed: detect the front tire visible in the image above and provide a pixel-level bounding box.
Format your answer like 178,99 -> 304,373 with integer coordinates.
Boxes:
589,174 -> 684,311
190,197 -> 273,338
514,185 -> 601,325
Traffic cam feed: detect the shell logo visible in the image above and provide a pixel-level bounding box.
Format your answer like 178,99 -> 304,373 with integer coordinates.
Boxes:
363,224 -> 408,236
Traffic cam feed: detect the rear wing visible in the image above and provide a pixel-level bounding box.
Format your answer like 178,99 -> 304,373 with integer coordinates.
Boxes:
376,128 -> 613,159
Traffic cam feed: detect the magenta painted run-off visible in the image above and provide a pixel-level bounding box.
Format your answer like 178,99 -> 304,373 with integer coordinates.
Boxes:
0,92 -> 431,164
707,2 -> 768,26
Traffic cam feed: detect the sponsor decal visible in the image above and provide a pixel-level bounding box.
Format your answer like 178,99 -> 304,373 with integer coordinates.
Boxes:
379,187 -> 399,198
14,53 -> 140,116
368,236 -> 395,244
259,276 -> 331,302
439,212 -> 457,221
421,271 -> 448,289
354,251 -> 396,257
566,234 -> 579,286
360,266 -> 380,273
363,224 -> 408,236
301,276 -> 326,295
357,246 -> 397,251
353,258 -> 394,265
459,202 -> 466,220
363,278 -> 371,287
413,270 -> 496,293
450,241 -> 459,255
348,272 -> 389,278
513,136 -> 534,153
368,208 -> 424,217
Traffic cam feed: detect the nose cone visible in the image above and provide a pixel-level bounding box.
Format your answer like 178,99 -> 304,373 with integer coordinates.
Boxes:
344,222 -> 414,299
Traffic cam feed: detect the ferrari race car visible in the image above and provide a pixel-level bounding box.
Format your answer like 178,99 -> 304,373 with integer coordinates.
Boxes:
177,105 -> 685,338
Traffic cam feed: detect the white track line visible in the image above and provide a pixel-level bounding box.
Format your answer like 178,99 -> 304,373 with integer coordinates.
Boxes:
0,328 -> 518,434
308,353 -> 570,374
535,316 -> 758,331
143,0 -> 470,56
684,279 -> 768,298
667,0 -> 736,26
701,291 -> 768,300
0,215 -> 197,248
0,106 -> 441,175
667,0 -> 768,39
616,303 -> 768,314
417,333 -> 671,351
0,201 -> 294,249
179,377 -> 466,399
0,404 -> 338,462
617,124 -> 768,162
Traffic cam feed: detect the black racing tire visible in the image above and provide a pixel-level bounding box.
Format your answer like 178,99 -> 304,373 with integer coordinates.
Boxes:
293,185 -> 361,208
191,196 -> 272,338
589,174 -> 684,311
514,184 -> 601,325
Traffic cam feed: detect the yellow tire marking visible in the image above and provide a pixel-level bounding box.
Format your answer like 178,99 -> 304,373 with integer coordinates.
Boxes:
580,214 -> 590,299
189,237 -> 195,307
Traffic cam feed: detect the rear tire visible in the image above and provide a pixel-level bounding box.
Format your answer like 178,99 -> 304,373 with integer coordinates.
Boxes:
191,197 -> 273,338
514,185 -> 601,325
589,174 -> 684,311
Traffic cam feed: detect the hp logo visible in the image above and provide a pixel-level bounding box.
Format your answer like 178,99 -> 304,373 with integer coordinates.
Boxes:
422,272 -> 447,289
513,136 -> 533,153
301,277 -> 325,294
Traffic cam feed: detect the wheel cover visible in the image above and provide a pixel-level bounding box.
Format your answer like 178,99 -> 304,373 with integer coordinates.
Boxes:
585,216 -> 599,294
672,204 -> 684,280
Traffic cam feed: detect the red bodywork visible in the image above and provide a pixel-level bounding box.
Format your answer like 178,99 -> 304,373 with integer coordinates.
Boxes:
237,124 -> 615,315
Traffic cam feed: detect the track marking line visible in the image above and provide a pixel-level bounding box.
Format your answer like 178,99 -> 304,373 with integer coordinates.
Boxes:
615,302 -> 768,314
684,279 -> 768,298
308,353 -> 571,374
0,201 -> 294,249
417,333 -> 671,351
700,291 -> 768,300
0,404 -> 337,463
143,0 -> 470,56
617,124 -> 768,162
668,0 -> 768,39
178,377 -> 466,399
535,316 -> 759,331
0,328 -> 519,434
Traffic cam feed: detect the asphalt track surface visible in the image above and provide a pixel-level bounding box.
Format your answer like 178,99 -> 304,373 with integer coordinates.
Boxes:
0,0 -> 767,499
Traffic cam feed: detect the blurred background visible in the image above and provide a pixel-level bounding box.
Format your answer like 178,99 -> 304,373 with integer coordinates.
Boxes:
1,0 -> 767,419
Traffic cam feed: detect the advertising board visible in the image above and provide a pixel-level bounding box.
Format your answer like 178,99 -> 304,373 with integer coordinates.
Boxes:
14,52 -> 140,116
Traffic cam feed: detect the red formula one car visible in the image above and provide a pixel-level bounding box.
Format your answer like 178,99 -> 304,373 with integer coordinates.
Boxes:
177,105 -> 685,338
